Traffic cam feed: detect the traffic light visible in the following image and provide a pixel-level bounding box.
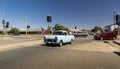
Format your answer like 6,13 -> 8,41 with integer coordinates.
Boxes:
6,22 -> 9,28
47,16 -> 52,22
27,25 -> 30,28
116,14 -> 120,25
75,26 -> 77,29
116,14 -> 119,22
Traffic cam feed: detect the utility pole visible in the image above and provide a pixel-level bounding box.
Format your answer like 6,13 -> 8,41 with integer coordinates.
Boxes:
24,16 -> 28,35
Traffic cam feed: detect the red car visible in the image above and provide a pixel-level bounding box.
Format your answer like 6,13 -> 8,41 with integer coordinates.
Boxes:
94,32 -> 117,40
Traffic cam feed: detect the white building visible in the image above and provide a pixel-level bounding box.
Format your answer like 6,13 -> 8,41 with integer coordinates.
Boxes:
69,28 -> 81,32
104,24 -> 118,32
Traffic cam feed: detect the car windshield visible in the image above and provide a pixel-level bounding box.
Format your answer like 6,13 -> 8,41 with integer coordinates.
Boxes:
53,31 -> 63,35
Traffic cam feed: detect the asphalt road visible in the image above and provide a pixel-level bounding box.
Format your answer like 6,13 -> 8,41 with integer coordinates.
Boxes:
0,36 -> 120,69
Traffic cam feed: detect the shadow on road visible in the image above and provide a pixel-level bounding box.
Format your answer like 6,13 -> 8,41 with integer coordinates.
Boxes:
40,44 -> 58,47
114,52 -> 120,56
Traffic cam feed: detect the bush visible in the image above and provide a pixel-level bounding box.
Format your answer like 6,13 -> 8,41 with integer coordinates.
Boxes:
9,28 -> 20,35
54,24 -> 68,31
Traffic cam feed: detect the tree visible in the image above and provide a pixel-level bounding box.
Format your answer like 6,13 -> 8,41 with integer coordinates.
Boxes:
54,24 -> 68,31
91,28 -> 96,32
91,26 -> 101,33
9,28 -> 20,35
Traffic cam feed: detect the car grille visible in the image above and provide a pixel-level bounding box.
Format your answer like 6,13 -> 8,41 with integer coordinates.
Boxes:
46,39 -> 53,42
45,39 -> 56,42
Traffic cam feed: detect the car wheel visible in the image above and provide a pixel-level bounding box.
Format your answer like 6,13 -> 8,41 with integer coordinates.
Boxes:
112,37 -> 116,40
100,37 -> 103,40
59,41 -> 63,47
46,43 -> 50,46
70,39 -> 73,44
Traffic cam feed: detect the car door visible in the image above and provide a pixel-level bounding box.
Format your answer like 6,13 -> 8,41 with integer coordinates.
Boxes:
65,32 -> 71,43
102,33 -> 108,39
106,33 -> 111,39
61,32 -> 68,43
109,33 -> 115,39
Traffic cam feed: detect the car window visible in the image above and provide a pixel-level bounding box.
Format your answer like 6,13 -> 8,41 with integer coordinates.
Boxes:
53,31 -> 63,35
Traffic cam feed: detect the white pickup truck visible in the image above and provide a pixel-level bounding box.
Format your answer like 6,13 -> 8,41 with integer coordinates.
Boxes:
44,30 -> 74,47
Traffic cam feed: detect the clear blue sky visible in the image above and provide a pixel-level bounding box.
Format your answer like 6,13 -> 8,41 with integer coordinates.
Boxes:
0,0 -> 120,30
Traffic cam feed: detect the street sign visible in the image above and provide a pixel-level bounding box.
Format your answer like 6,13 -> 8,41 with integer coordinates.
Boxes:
27,25 -> 30,28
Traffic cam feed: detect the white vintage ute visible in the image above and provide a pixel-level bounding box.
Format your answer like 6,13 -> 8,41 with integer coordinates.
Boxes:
44,30 -> 74,47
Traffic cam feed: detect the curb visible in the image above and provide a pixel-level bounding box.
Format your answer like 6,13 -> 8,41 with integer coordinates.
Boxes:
103,40 -> 109,43
103,40 -> 120,46
113,41 -> 120,45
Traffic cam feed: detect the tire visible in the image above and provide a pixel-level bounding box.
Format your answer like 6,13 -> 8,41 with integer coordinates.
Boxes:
70,39 -> 73,44
46,43 -> 50,46
100,37 -> 103,40
59,41 -> 63,47
112,37 -> 116,40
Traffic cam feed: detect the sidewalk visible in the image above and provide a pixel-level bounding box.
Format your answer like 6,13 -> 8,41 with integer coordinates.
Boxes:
113,36 -> 120,45
68,40 -> 118,52
113,40 -> 120,45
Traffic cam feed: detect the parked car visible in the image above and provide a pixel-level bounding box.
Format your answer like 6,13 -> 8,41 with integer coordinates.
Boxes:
94,32 -> 117,40
89,32 -> 95,35
73,32 -> 88,37
44,30 -> 74,47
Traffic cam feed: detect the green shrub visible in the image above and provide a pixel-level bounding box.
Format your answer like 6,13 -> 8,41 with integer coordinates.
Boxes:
9,28 -> 20,35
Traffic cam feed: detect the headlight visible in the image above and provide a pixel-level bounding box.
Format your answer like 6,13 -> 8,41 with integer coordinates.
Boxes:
55,37 -> 58,42
44,36 -> 46,39
44,36 -> 46,42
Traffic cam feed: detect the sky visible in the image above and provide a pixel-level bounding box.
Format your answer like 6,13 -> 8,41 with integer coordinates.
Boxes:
0,0 -> 120,30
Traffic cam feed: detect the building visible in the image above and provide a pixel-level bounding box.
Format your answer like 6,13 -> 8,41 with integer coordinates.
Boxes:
69,28 -> 81,32
104,24 -> 118,32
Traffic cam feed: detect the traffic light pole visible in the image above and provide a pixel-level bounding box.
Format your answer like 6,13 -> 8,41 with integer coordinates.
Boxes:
115,12 -> 120,39
114,12 -> 116,33
47,15 -> 52,34
48,22 -> 49,34
25,16 -> 28,35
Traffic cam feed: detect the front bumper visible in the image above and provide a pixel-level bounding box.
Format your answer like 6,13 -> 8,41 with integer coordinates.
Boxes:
44,39 -> 58,44
94,36 -> 101,40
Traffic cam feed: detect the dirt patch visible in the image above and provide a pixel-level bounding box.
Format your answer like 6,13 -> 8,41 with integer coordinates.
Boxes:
72,41 -> 117,52
0,37 -> 14,40
0,40 -> 44,52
